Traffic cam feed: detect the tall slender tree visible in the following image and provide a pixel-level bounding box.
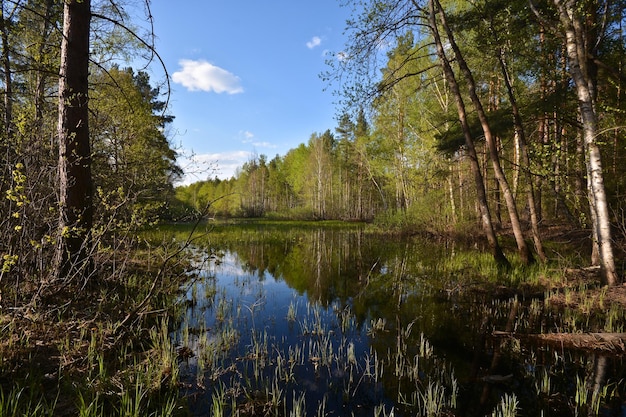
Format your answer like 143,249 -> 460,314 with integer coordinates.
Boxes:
0,0 -> 15,141
427,0 -> 509,267
432,0 -> 534,265
55,0 -> 93,280
495,43 -> 547,262
549,0 -> 619,285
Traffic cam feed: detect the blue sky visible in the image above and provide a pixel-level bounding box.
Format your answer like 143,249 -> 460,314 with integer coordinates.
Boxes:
143,1 -> 352,184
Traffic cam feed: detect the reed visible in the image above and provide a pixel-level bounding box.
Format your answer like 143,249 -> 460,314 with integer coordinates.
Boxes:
0,387 -> 50,417
181,283 -> 462,417
76,391 -> 102,417
418,381 -> 447,416
286,299 -> 298,323
289,391 -> 306,417
535,367 -> 551,397
491,393 -> 518,417
374,404 -> 395,417
149,318 -> 179,388
604,303 -> 624,332
210,382 -> 226,417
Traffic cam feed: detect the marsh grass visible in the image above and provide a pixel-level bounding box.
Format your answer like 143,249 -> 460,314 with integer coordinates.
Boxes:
178,265 -> 462,417
481,294 -> 626,416
574,375 -> 615,417
162,221 -> 626,416
0,232 -> 191,416
286,299 -> 298,323
0,385 -> 56,417
491,393 -> 518,417
0,318 -> 183,417
153,219 -> 364,253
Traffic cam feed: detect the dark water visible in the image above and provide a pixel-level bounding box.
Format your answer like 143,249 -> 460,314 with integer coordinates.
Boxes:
170,223 -> 626,416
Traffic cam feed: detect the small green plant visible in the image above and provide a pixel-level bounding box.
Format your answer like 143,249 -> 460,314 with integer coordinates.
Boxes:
0,386 -> 52,417
536,367 -> 551,396
491,393 -> 518,417
149,319 -> 179,388
417,381 -> 447,416
210,382 -> 227,417
374,404 -> 395,417
368,317 -> 387,336
117,377 -> 147,417
286,300 -> 298,323
573,374 -> 614,417
604,303 -> 624,332
77,392 -> 102,417
289,391 -> 306,417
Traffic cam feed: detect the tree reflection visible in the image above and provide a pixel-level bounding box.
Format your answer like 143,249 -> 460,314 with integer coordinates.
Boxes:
170,222 -> 626,416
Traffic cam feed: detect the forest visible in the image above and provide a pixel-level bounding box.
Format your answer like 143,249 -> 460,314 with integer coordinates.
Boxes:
175,0 -> 626,284
0,0 -> 625,415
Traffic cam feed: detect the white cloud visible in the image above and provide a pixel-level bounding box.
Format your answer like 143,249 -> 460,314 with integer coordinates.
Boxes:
176,150 -> 252,184
237,131 -> 277,150
241,130 -> 255,143
201,151 -> 251,173
172,59 -> 244,94
251,141 -> 277,149
306,36 -> 322,49
237,130 -> 277,149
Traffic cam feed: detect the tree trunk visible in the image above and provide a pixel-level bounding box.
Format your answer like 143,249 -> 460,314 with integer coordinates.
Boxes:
524,332 -> 626,352
554,0 -> 619,286
536,28 -> 549,226
435,0 -> 534,265
448,165 -> 457,224
496,45 -> 547,262
512,130 -> 520,199
34,0 -> 55,128
55,0 -> 93,280
428,0 -> 509,268
574,132 -> 586,222
0,1 -> 13,141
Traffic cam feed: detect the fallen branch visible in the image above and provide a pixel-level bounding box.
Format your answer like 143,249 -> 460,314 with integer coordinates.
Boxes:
494,331 -> 626,352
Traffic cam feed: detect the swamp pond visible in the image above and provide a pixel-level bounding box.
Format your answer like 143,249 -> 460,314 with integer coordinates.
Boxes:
162,221 -> 626,416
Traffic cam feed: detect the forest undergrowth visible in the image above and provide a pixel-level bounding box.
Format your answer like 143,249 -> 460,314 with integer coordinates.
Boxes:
0,236 -> 193,416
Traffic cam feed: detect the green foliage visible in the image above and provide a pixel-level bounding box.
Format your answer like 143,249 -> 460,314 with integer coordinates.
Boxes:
91,66 -> 181,226
373,187 -> 454,234
0,3 -> 186,414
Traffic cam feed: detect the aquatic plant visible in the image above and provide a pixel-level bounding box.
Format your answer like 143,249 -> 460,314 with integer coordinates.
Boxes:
286,299 -> 298,323
491,393 -> 518,417
172,225 -> 626,417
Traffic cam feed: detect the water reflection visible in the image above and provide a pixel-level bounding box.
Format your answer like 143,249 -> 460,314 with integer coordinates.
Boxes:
171,225 -> 626,416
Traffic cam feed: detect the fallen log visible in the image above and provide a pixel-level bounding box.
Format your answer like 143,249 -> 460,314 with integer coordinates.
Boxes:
493,331 -> 626,353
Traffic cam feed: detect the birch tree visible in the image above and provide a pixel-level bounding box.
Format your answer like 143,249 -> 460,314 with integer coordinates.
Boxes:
530,0 -> 620,286
549,0 -> 619,285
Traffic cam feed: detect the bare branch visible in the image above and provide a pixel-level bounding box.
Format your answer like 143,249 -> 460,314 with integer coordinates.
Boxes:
91,10 -> 171,115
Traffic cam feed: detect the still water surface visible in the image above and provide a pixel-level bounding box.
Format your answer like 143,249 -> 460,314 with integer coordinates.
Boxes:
169,223 -> 626,416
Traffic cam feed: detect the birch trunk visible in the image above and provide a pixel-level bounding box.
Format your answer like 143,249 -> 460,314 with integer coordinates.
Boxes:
0,2 -> 13,140
554,0 -> 619,286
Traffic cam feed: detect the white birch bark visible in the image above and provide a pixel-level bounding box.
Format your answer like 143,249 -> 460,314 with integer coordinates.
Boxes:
554,0 -> 619,285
